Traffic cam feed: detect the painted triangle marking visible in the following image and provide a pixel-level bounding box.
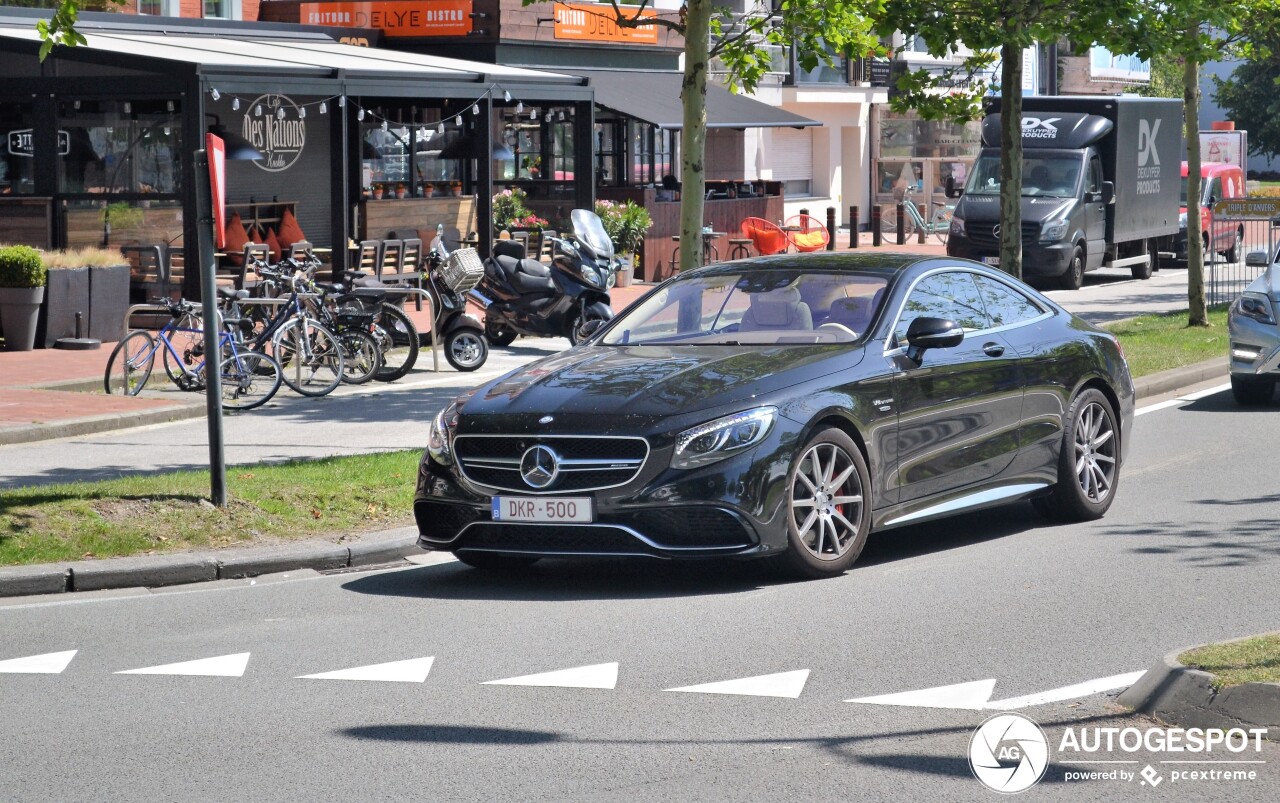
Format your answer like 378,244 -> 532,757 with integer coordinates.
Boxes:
0,650 -> 78,674
984,671 -> 1147,710
482,662 -> 618,689
845,678 -> 996,710
665,669 -> 810,699
115,652 -> 250,677
297,657 -> 434,683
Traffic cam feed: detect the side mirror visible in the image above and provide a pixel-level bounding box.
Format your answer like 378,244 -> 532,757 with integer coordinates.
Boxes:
1245,251 -> 1272,268
1206,195 -> 1218,207
578,318 -> 606,340
945,176 -> 961,198
1101,181 -> 1115,205
905,316 -> 963,362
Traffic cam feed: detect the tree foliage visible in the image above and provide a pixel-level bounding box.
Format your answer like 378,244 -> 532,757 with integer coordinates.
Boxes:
1213,43 -> 1280,161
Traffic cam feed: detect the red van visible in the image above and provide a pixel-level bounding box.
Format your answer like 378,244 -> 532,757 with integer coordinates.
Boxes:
1174,162 -> 1246,262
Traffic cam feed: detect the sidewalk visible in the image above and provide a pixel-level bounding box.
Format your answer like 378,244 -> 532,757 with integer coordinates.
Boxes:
0,238 -> 1203,447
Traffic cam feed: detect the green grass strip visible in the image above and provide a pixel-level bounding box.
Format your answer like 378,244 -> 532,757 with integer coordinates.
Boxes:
1104,306 -> 1229,379
1180,634 -> 1280,691
0,450 -> 419,566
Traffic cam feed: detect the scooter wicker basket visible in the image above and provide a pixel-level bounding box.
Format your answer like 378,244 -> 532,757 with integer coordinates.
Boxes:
439,247 -> 485,293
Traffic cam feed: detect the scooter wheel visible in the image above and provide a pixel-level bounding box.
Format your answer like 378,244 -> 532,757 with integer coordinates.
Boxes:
484,317 -> 518,347
445,328 -> 488,372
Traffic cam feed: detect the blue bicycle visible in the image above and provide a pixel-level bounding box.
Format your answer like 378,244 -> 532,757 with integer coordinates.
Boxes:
104,296 -> 283,411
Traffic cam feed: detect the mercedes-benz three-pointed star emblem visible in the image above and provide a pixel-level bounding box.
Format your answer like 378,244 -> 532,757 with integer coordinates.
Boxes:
520,444 -> 560,489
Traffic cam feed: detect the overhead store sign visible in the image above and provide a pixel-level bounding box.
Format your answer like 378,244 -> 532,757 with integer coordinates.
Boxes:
8,129 -> 70,157
300,1 -> 473,38
553,2 -> 658,44
1213,198 -> 1280,219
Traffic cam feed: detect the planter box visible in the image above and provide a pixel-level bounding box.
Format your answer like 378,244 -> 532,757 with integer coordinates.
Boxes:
38,267 -> 90,348
0,286 -> 46,352
89,264 -> 130,343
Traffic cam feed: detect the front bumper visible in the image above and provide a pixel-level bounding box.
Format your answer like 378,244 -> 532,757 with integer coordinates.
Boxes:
413,422 -> 801,560
1228,312 -> 1280,378
947,236 -> 1074,278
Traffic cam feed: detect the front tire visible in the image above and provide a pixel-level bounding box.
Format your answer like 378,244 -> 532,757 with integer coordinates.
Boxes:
779,428 -> 872,579
104,330 -> 155,395
1231,375 -> 1275,406
372,303 -> 419,383
1223,227 -> 1243,263
1059,246 -> 1085,290
1033,388 -> 1119,522
485,316 -> 518,347
1131,242 -> 1155,280
444,328 -> 488,372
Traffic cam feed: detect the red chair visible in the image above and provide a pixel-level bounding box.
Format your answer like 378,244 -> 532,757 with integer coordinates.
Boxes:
740,217 -> 789,256
785,214 -> 829,252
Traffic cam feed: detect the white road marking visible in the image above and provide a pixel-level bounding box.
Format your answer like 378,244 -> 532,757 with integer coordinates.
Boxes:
984,670 -> 1146,710
0,649 -> 78,674
296,656 -> 434,683
483,662 -> 619,689
115,652 -> 250,677
845,678 -> 996,710
1135,383 -> 1231,416
665,669 -> 809,699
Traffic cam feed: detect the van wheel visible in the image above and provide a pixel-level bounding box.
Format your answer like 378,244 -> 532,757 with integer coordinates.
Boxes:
1059,247 -> 1085,290
1130,242 -> 1155,280
1224,227 -> 1243,263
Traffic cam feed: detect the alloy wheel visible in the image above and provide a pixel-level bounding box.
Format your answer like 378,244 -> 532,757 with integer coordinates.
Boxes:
1074,401 -> 1116,502
790,442 -> 864,561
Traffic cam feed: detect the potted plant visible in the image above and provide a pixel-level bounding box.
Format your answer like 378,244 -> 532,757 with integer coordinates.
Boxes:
0,245 -> 47,352
593,200 -> 652,287
372,183 -> 385,200
449,180 -> 463,197
395,182 -> 407,199
423,182 -> 435,198
38,246 -> 130,348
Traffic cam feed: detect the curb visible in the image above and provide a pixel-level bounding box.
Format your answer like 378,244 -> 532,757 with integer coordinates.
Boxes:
1131,357 -> 1228,400
0,530 -> 422,598
1118,640 -> 1280,734
0,398 -> 206,446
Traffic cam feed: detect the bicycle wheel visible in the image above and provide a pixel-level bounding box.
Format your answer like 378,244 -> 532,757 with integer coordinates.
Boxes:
272,318 -> 345,397
373,303 -> 420,382
219,350 -> 282,411
162,311 -> 205,384
104,330 -> 156,395
338,329 -> 382,385
879,205 -> 915,237
930,206 -> 953,246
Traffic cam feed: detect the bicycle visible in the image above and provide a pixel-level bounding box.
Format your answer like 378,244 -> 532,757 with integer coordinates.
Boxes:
880,187 -> 955,245
104,297 -> 282,411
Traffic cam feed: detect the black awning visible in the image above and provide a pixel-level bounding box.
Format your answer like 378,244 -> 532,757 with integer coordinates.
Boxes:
571,69 -> 817,130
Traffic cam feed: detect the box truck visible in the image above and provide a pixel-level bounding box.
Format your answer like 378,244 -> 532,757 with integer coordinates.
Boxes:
946,96 -> 1182,289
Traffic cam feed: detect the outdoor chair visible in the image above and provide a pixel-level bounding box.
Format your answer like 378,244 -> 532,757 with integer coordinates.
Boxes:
384,237 -> 425,309
740,217 -> 789,256
784,214 -> 829,253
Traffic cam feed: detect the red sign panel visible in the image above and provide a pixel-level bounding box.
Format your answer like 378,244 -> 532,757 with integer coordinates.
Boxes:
206,133 -> 227,250
553,2 -> 658,44
300,1 -> 473,38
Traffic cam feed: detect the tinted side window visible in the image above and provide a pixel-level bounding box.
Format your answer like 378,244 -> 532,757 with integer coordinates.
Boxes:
894,271 -> 988,343
1088,159 -> 1102,194
973,275 -> 1043,327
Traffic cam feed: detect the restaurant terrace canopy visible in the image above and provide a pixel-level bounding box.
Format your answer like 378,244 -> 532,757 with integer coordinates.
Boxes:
0,8 -> 591,299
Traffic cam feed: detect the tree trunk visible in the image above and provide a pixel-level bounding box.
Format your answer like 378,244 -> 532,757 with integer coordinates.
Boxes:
999,41 -> 1023,280
678,0 -> 711,274
1184,41 -> 1208,326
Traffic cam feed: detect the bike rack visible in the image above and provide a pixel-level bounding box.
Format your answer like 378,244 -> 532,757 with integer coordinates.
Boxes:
125,289 -> 440,374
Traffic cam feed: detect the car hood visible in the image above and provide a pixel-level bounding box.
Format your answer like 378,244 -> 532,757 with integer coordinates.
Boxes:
461,343 -> 862,426
1244,264 -> 1280,300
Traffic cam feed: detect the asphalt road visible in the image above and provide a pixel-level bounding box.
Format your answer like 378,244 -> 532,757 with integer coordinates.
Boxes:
2,386 -> 1279,801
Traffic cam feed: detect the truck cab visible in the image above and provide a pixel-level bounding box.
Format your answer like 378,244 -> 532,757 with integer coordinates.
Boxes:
1171,162 -> 1246,262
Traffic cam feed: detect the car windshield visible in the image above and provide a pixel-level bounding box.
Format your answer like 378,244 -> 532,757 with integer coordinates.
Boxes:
599,270 -> 891,346
966,155 -> 1082,198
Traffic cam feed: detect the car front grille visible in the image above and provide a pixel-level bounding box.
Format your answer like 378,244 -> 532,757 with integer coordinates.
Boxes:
415,500 -> 482,542
453,435 -> 649,494
966,221 -> 1041,248
458,523 -> 652,555
610,508 -> 756,549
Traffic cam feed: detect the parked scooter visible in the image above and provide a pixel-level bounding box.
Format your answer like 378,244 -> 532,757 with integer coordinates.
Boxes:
472,209 -> 617,347
424,224 -> 489,372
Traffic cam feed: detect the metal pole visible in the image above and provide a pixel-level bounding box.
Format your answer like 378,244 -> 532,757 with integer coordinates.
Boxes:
849,206 -> 858,249
193,148 -> 227,507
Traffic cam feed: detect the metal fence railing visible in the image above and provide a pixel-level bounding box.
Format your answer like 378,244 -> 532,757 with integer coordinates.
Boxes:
1207,200 -> 1280,306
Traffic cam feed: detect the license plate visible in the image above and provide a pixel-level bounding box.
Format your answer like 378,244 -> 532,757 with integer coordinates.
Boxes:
491,496 -> 594,523
982,256 -> 1001,266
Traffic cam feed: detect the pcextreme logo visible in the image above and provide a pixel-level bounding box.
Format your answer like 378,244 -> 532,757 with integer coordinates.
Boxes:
968,714 -> 1269,793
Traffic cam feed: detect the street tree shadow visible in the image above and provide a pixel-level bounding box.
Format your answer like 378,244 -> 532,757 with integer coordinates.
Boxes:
1103,512 -> 1280,568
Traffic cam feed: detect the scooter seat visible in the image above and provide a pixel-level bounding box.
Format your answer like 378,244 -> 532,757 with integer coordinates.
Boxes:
494,254 -> 555,294
511,271 -> 555,295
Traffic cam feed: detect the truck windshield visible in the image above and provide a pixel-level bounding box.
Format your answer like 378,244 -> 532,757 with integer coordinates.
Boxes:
965,155 -> 1083,198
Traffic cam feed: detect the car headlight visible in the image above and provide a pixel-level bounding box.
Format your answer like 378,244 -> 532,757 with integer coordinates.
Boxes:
671,407 -> 776,470
1235,292 -> 1277,325
580,265 -> 602,286
1040,219 -> 1069,242
427,401 -> 459,465
950,216 -> 965,237
1178,211 -> 1187,230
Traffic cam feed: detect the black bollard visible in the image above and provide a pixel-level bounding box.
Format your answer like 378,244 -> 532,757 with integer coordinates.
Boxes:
896,202 -> 905,246
871,207 -> 882,247
849,206 -> 859,249
917,202 -> 927,245
826,207 -> 836,251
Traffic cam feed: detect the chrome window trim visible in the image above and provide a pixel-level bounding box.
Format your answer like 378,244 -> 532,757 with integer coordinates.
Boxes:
453,434 -> 651,495
882,266 -> 1054,357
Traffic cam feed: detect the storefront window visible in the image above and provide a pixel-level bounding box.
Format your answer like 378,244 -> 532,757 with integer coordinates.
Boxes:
360,112 -> 460,192
550,112 -> 573,182
1,102 -> 36,196
203,0 -> 234,20
795,41 -> 849,85
56,99 -> 182,196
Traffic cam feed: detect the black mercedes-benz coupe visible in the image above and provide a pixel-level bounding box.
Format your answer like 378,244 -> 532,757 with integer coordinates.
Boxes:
416,253 -> 1134,578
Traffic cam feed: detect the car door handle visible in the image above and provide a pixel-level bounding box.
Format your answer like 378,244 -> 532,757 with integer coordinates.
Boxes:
983,342 -> 1005,357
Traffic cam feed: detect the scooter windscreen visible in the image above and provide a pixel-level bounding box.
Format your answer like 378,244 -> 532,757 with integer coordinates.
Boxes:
571,209 -> 614,260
